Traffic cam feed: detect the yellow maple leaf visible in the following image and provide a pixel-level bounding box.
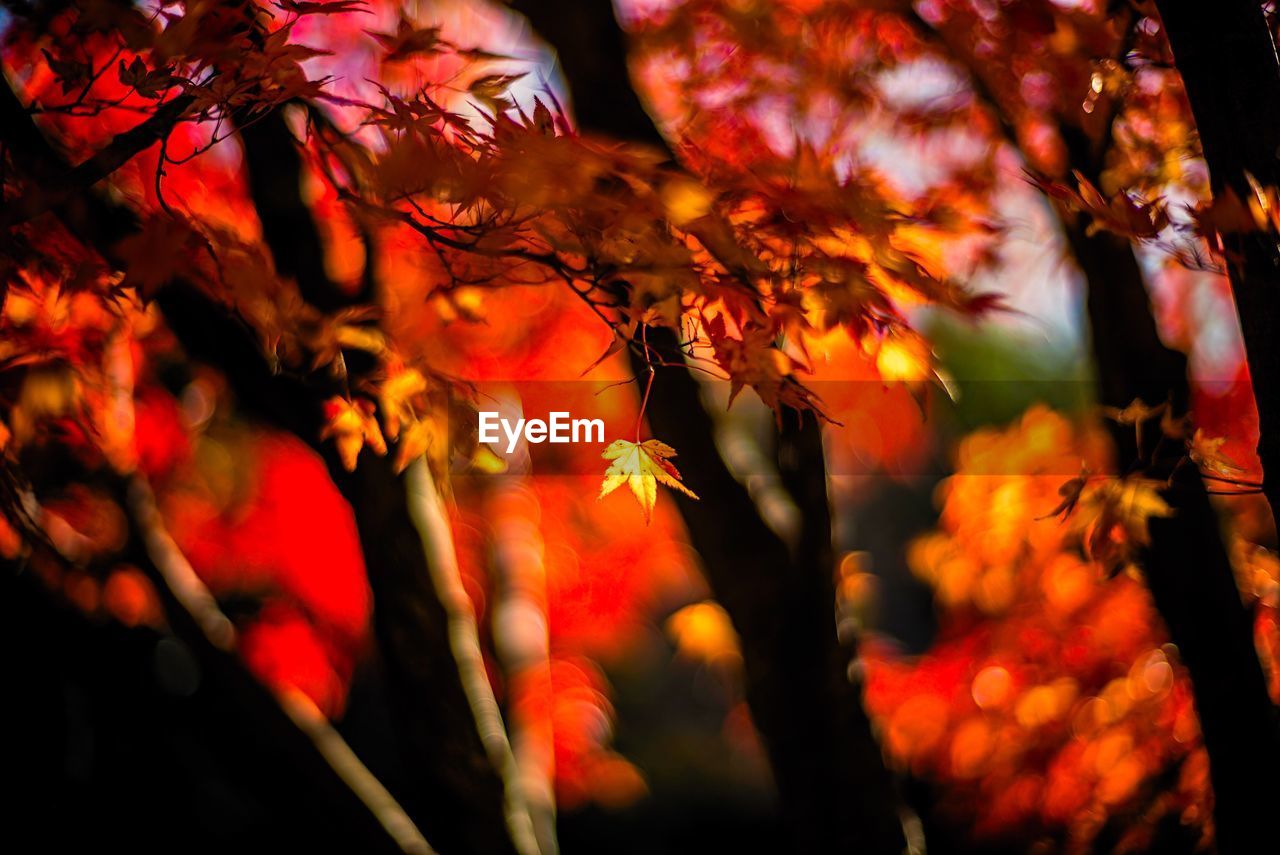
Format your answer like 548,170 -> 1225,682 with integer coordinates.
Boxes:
1102,398 -> 1166,426
1103,478 -> 1174,545
378,366 -> 429,441
1102,398 -> 1167,452
321,397 -> 387,471
599,438 -> 698,523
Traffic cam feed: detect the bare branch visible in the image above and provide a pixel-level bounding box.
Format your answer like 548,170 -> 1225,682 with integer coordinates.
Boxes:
404,459 -> 544,855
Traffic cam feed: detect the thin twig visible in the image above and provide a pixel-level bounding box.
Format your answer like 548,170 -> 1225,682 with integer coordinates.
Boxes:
403,459 -> 542,855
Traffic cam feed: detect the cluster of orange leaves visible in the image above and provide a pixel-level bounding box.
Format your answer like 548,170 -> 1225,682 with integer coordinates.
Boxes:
859,406 -> 1280,850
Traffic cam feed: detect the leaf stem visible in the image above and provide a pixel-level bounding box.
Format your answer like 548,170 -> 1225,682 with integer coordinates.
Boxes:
635,327 -> 655,443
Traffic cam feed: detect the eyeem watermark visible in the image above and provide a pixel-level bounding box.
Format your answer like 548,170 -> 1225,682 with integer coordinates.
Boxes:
478,411 -> 605,454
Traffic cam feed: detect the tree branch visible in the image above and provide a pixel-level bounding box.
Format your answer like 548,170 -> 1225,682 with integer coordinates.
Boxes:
404,459 -> 544,855
127,475 -> 437,855
0,88 -> 194,228
0,73 -> 139,246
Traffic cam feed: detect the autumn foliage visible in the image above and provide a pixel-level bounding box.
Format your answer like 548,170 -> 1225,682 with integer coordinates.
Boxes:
4,0 -> 1280,853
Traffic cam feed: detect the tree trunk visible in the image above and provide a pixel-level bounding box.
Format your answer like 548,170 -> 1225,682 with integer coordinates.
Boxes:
1064,218 -> 1280,853
0,75 -> 523,855
637,327 -> 908,852
1156,0 -> 1280,523
232,106 -> 529,855
1061,18 -> 1280,833
896,13 -> 1280,840
511,1 -> 911,849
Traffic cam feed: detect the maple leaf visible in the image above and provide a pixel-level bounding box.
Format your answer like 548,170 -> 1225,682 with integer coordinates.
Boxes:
42,49 -> 90,95
868,330 -> 934,385
378,366 -> 429,440
1188,429 -> 1244,478
321,397 -> 386,471
117,56 -> 175,99
302,306 -> 387,372
1030,171 -> 1169,239
10,366 -> 83,448
810,256 -> 899,337
1079,478 -> 1175,573
528,96 -> 558,135
1243,173 -> 1280,235
1191,189 -> 1257,238
366,17 -> 447,63
274,0 -> 369,16
116,215 -> 208,299
1103,399 -> 1166,426
467,72 -> 527,113
706,316 -> 790,407
599,438 -> 698,523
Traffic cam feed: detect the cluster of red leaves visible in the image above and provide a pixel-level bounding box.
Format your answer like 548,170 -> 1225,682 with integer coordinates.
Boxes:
631,0 -> 1006,372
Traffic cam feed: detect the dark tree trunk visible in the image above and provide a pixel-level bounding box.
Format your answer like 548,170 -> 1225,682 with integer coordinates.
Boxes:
510,1 -> 910,849
1156,0 -> 1280,523
231,107 -> 522,855
1065,96 -> 1280,847
0,562 -> 410,855
237,110 -> 350,314
901,14 -> 1280,838
1064,217 -> 1280,852
637,328 -> 907,853
1069,9 -> 1280,842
